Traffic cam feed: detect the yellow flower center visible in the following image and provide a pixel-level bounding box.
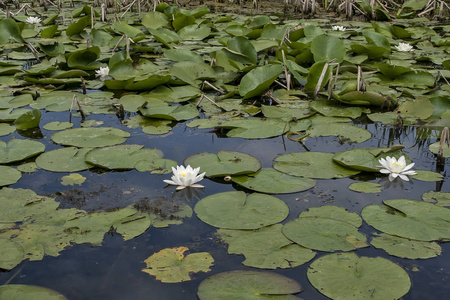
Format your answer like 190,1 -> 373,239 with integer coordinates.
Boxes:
181,173 -> 186,177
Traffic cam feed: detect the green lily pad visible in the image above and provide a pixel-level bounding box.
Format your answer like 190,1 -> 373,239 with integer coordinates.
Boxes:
309,99 -> 365,118
217,224 -> 316,269
308,123 -> 372,143
43,121 -> 73,131
232,169 -> 316,194
239,64 -> 283,99
169,61 -> 216,86
217,118 -> 290,139
0,19 -> 24,44
142,247 -> 213,283
67,46 -> 102,71
0,238 -> 24,270
273,152 -> 360,179
50,127 -> 130,147
311,34 -> 345,63
282,206 -> 368,252
411,170 -> 443,182
0,139 -> 45,163
371,233 -> 441,259
14,109 -> 42,130
422,191 -> 450,207
194,191 -> 289,229
184,151 -> 261,177
429,141 -> 450,157
35,147 -> 93,172
0,123 -> 15,136
332,145 -> 406,172
85,145 -> 169,170
197,270 -> 302,300
0,284 -> 67,300
307,252 -> 410,300
362,199 -> 450,241
17,162 -> 38,173
349,182 -> 382,193
0,94 -> 33,109
61,173 -> 86,186
139,102 -> 199,121
223,36 -> 257,65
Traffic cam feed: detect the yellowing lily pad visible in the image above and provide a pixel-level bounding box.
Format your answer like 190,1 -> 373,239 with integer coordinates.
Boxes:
142,247 -> 214,283
197,270 -> 302,300
307,252 -> 410,300
0,238 -> 24,270
282,206 -> 368,252
274,152 -> 360,179
0,284 -> 67,300
61,173 -> 86,186
362,199 -> 450,241
184,151 -> 261,177
195,191 -> 288,229
371,233 -> 441,259
217,224 -> 316,269
231,169 -> 316,194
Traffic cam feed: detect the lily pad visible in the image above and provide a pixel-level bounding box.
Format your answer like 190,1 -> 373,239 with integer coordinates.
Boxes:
61,173 -> 86,186
332,145 -> 406,172
0,123 -> 16,136
310,99 -> 365,118
282,206 -> 368,252
308,123 -> 372,143
35,147 -> 93,172
349,182 -> 382,193
0,238 -> 24,270
0,139 -> 45,163
429,141 -> 450,157
411,170 -> 443,182
371,233 -> 441,259
362,199 -> 450,241
239,64 -> 283,99
422,191 -> 450,207
194,191 -> 289,229
217,224 -> 316,269
13,109 -> 42,130
197,270 -> 302,300
307,252 -> 410,300
232,169 -> 316,194
0,284 -> 67,300
184,151 -> 261,177
273,152 -> 360,179
50,127 -> 130,147
218,118 -> 290,139
142,247 -> 214,283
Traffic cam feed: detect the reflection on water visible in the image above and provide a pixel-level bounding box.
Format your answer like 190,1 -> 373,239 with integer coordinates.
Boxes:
1,110 -> 449,299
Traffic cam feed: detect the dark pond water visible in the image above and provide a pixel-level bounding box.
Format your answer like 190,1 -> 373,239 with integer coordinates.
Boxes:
1,108 -> 450,300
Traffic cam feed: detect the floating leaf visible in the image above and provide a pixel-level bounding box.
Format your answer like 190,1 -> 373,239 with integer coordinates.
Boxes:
411,170 -> 443,182
232,169 -> 316,194
61,173 -> 86,186
142,247 -> 213,283
0,19 -> 24,44
349,182 -> 382,193
282,206 -> 368,252
13,109 -> 41,130
239,64 -> 283,99
35,147 -> 92,172
429,141 -> 450,157
311,34 -> 345,63
43,121 -> 73,131
0,284 -> 67,300
139,102 -> 199,121
0,238 -> 24,270
197,270 -> 302,300
184,151 -> 261,177
51,127 -> 130,147
274,152 -> 360,179
362,199 -> 450,241
0,123 -> 15,136
371,233 -> 441,259
422,191 -> 450,207
223,36 -> 257,65
217,224 -> 315,269
195,191 -> 289,229
307,253 -> 410,300
217,118 -> 289,139
308,123 -> 372,143
310,99 -> 365,118
0,139 -> 45,163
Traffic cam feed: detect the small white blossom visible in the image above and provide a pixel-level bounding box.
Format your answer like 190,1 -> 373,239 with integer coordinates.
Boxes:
395,42 -> 413,52
163,165 -> 206,190
26,16 -> 41,24
95,66 -> 109,78
378,156 -> 416,181
332,25 -> 346,31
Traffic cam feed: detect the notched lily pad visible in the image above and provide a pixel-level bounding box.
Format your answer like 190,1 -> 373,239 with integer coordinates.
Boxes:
194,191 -> 289,229
142,247 -> 214,283
0,139 -> 45,163
307,252 -> 411,300
371,233 -> 441,259
232,169 -> 316,194
184,151 -> 261,177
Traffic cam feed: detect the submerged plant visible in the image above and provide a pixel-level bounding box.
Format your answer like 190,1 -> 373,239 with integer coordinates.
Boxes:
378,156 -> 416,181
163,165 -> 206,190
395,42 -> 413,52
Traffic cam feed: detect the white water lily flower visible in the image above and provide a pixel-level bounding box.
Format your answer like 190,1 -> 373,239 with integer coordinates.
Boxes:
163,165 -> 206,190
395,42 -> 413,52
26,16 -> 41,24
378,156 -> 416,181
95,66 -> 109,78
332,25 -> 346,31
